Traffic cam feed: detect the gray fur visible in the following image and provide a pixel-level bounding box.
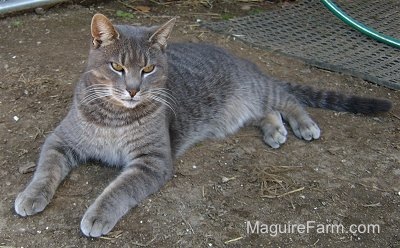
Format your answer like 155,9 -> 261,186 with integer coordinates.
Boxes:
14,14 -> 392,237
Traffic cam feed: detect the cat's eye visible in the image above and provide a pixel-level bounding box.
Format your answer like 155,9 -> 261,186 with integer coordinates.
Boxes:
142,64 -> 155,74
111,62 -> 124,72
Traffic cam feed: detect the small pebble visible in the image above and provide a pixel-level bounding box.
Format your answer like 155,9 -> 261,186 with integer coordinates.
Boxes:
13,116 -> 19,122
35,7 -> 46,15
241,5 -> 251,11
373,117 -> 381,122
221,176 -> 236,183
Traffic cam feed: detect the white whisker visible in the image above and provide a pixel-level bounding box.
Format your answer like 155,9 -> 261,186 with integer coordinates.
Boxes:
149,88 -> 178,106
148,94 -> 177,117
81,95 -> 112,105
79,83 -> 125,106
80,91 -> 112,104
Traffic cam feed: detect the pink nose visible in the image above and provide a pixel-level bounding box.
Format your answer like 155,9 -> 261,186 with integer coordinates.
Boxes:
128,89 -> 137,97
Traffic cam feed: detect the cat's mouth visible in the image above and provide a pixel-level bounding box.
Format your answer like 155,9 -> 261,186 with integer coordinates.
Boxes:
110,89 -> 143,109
117,95 -> 143,109
119,98 -> 140,109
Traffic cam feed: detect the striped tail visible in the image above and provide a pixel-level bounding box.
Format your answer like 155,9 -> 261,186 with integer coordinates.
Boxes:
285,83 -> 392,114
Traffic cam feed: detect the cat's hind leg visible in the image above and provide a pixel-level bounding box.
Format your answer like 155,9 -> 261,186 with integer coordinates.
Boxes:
259,110 -> 288,149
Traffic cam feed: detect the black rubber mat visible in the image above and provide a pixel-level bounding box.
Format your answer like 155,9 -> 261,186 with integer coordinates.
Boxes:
204,0 -> 400,90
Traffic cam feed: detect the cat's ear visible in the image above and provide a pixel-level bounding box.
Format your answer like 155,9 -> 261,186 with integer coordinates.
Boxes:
149,18 -> 176,50
91,13 -> 119,48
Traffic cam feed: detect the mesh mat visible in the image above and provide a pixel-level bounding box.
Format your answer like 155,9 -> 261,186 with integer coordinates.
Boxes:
204,0 -> 400,90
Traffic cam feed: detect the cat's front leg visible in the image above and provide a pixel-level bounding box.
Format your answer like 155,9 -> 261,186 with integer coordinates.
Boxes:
80,152 -> 173,237
15,132 -> 78,216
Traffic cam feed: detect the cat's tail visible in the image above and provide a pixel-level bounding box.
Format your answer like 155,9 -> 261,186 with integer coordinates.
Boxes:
284,83 -> 392,114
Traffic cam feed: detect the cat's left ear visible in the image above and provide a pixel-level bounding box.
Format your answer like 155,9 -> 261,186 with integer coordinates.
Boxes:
149,18 -> 176,50
91,13 -> 119,49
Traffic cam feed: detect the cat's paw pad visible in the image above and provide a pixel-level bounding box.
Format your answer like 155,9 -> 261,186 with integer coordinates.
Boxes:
81,207 -> 117,237
292,120 -> 320,141
263,125 -> 288,149
15,190 -> 49,216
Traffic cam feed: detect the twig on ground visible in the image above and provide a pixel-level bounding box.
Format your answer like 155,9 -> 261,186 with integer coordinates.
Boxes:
131,236 -> 158,247
99,230 -> 123,240
261,186 -> 305,198
390,112 -> 400,120
362,202 -> 382,207
179,210 -> 195,234
224,236 -> 244,244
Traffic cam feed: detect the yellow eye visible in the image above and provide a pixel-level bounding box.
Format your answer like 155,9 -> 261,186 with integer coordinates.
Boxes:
111,62 -> 124,72
142,64 -> 155,73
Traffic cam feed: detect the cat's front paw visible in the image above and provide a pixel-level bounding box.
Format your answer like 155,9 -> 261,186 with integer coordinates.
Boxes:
80,204 -> 119,237
15,190 -> 49,216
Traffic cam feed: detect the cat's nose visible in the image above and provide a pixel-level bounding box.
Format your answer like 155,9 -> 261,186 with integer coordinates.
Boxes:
127,89 -> 138,97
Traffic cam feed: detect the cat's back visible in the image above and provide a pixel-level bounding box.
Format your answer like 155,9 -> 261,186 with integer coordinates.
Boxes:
165,42 -> 259,96
166,43 -> 245,79
165,43 -> 239,109
167,42 -> 231,61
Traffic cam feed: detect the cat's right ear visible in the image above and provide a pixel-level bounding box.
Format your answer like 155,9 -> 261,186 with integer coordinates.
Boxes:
91,13 -> 119,49
149,18 -> 176,50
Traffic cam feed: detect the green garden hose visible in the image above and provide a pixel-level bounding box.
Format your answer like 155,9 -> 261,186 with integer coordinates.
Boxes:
321,0 -> 400,49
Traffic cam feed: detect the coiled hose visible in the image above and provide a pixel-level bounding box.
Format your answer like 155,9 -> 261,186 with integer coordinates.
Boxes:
321,0 -> 400,49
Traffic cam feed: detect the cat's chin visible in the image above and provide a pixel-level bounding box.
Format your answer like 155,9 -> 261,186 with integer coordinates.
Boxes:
120,99 -> 141,109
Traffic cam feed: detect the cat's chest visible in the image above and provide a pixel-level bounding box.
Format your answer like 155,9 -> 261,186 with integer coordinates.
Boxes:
62,107 -> 167,166
74,123 -> 143,167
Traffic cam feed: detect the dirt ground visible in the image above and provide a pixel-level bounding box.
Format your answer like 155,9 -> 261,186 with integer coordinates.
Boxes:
0,1 -> 399,247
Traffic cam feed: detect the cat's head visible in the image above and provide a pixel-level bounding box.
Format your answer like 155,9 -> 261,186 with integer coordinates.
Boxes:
81,14 -> 175,110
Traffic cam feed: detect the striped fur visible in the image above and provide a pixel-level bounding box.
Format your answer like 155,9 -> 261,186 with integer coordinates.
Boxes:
285,83 -> 392,114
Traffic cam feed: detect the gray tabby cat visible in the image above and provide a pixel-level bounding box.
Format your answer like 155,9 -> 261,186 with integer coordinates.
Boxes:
15,14 -> 392,237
